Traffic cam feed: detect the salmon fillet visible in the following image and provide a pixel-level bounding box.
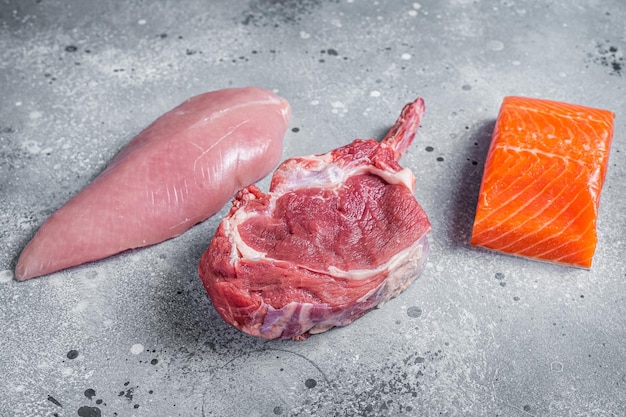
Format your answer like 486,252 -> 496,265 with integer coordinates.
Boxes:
470,96 -> 615,268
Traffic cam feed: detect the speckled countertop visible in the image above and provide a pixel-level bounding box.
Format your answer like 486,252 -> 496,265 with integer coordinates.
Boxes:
1,1 -> 625,416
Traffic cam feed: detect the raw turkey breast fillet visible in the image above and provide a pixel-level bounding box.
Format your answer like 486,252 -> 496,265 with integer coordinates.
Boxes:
16,87 -> 290,281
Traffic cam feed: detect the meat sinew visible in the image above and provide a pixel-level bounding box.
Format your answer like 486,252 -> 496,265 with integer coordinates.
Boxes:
198,97 -> 431,340
16,87 -> 291,281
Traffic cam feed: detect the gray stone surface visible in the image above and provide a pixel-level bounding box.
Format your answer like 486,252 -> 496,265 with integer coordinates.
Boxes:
1,0 -> 625,416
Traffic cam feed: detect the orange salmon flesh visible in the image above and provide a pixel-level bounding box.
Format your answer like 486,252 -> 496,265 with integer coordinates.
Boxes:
470,96 -> 615,268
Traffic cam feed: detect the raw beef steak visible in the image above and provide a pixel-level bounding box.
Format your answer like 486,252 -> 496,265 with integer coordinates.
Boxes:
198,98 -> 431,340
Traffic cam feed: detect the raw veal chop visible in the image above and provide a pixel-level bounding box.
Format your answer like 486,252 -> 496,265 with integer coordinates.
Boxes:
199,98 -> 431,340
